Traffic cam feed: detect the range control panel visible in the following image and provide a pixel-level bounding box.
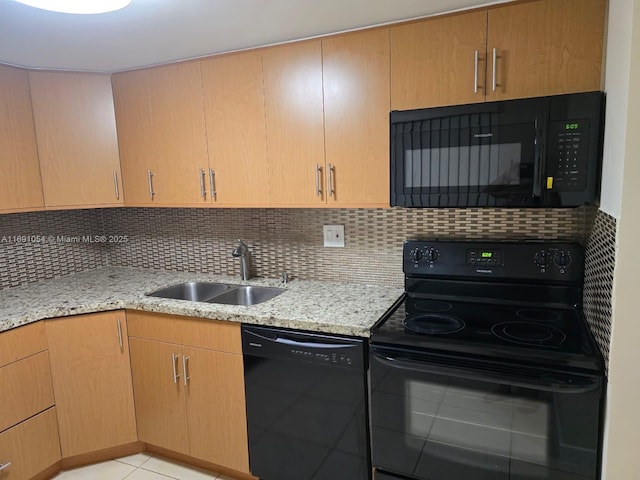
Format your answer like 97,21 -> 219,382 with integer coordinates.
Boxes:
404,241 -> 583,283
547,119 -> 590,191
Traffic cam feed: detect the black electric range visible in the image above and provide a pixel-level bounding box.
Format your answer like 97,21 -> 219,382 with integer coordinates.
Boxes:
369,241 -> 605,480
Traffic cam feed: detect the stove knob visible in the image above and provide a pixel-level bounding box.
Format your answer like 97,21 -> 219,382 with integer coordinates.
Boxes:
410,248 -> 423,262
426,248 -> 439,263
534,250 -> 550,267
554,251 -> 571,267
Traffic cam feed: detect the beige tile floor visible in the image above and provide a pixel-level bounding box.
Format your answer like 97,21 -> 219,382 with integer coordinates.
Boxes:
51,453 -> 239,480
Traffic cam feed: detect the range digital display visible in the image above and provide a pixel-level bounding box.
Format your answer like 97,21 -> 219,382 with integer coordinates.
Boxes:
481,252 -> 493,258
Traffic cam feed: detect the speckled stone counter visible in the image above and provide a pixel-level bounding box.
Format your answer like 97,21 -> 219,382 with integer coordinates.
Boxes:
0,267 -> 403,337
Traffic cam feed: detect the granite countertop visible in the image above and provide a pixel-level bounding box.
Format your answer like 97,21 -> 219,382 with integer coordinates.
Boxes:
0,267 -> 404,337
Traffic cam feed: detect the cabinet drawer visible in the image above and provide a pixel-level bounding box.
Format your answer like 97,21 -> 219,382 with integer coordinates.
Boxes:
0,323 -> 47,368
0,351 -> 55,432
126,311 -> 241,353
0,408 -> 61,480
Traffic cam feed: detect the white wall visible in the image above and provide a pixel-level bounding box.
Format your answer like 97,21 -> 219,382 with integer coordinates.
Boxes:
599,0 -> 634,218
601,0 -> 640,478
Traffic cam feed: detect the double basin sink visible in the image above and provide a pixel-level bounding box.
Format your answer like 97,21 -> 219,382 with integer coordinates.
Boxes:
146,282 -> 285,306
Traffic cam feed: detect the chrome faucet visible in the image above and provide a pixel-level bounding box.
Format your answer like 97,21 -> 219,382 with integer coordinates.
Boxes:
232,239 -> 251,281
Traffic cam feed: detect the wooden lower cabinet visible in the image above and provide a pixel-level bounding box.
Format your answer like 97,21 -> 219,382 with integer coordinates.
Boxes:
128,313 -> 250,474
46,311 -> 138,458
185,347 -> 249,471
0,408 -> 61,480
128,337 -> 190,455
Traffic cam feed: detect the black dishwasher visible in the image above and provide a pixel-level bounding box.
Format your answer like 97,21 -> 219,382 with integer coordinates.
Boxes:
241,325 -> 370,480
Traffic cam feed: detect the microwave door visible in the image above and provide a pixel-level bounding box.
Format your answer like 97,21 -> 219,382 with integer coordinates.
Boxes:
396,120 -> 536,207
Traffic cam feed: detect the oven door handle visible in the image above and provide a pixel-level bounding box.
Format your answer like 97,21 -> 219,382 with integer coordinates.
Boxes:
371,350 -> 601,394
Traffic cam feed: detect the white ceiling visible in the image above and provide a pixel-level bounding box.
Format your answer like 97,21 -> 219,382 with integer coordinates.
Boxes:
0,0 -> 507,73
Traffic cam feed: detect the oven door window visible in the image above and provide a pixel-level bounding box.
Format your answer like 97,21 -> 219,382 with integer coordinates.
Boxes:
370,347 -> 602,480
391,118 -> 537,207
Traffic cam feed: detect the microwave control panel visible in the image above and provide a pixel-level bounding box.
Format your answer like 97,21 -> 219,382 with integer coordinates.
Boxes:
547,119 -> 590,192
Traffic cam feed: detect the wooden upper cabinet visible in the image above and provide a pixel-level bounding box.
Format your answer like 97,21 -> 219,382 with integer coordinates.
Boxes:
29,71 -> 123,208
262,40 -> 326,206
487,0 -> 605,101
201,51 -> 270,205
113,62 -> 209,206
391,11 -> 488,110
45,311 -> 138,458
0,65 -> 44,212
323,28 -> 391,207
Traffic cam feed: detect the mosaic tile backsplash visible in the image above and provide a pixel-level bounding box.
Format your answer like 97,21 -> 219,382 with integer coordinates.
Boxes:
1,206 -> 596,291
101,207 -> 596,288
0,209 -> 107,289
583,210 -> 617,369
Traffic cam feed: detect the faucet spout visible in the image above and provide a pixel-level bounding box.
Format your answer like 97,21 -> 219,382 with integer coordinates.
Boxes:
231,239 -> 251,281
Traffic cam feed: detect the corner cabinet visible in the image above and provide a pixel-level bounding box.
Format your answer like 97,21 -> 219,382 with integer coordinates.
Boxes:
127,311 -> 250,474
28,71 -> 124,208
0,323 -> 61,480
391,0 -> 606,109
112,62 -> 210,206
45,311 -> 138,458
0,65 -> 44,213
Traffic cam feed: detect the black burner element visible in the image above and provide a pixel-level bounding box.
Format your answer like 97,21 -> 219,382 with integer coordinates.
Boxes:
516,309 -> 562,322
492,321 -> 567,347
414,300 -> 453,313
404,314 -> 465,335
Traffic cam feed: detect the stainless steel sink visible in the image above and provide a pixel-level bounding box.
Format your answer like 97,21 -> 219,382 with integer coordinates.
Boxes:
207,286 -> 285,306
146,282 -> 285,306
146,282 -> 230,302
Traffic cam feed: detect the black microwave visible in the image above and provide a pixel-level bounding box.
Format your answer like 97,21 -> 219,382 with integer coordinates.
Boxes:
390,92 -> 605,208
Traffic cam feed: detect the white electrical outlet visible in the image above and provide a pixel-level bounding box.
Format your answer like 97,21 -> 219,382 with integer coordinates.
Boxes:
323,225 -> 345,248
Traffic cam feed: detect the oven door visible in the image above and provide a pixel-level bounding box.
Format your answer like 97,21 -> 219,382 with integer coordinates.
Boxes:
369,345 -> 603,480
390,100 -> 546,208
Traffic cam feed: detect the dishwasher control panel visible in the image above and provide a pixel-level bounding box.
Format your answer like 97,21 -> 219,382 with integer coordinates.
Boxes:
242,325 -> 365,371
290,348 -> 354,366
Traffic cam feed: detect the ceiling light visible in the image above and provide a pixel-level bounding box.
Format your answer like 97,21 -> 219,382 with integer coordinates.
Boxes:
14,0 -> 132,14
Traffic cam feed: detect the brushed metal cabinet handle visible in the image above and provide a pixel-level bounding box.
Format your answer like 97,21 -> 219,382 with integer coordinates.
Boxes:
0,462 -> 11,472
113,170 -> 120,200
116,318 -> 123,349
182,355 -> 190,387
199,168 -> 207,199
474,50 -> 479,94
171,353 -> 180,384
492,47 -> 497,92
315,164 -> 322,197
147,170 -> 155,200
328,163 -> 335,197
209,168 -> 217,201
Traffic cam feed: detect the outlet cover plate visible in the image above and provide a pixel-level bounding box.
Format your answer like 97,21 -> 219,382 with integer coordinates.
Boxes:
323,225 -> 345,248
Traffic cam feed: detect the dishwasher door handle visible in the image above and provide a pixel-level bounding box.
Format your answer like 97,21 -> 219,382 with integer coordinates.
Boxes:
244,329 -> 354,349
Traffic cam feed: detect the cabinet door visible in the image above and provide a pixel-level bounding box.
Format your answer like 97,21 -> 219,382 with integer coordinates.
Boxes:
113,63 -> 209,206
45,311 -> 137,458
487,0 -> 606,101
0,65 -> 44,212
0,408 -> 61,480
263,40 -> 326,206
129,337 -> 189,455
184,347 -> 250,473
323,28 -> 390,207
29,71 -> 123,208
201,51 -> 270,205
391,11 -> 487,110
